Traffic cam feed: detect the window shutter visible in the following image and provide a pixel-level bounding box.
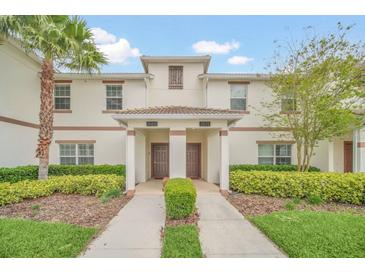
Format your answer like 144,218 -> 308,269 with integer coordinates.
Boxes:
169,66 -> 183,89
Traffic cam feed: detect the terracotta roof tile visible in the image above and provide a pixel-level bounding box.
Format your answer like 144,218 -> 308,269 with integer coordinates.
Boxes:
115,106 -> 245,115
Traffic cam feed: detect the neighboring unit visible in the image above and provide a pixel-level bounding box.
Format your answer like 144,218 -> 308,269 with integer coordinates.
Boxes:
1,39 -> 364,192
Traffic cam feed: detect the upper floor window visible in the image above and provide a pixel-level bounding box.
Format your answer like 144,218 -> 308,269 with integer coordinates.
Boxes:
230,84 -> 247,111
106,85 -> 123,110
281,93 -> 297,112
258,144 -> 292,165
54,84 -> 71,110
59,143 -> 94,165
169,66 -> 183,89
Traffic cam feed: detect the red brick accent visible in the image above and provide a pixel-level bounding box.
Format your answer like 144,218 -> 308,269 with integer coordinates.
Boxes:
219,130 -> 228,136
228,81 -> 250,84
53,110 -> 72,113
220,189 -> 230,197
0,115 -> 125,131
127,130 -> 136,136
102,80 -> 125,84
55,80 -> 72,83
126,190 -> 135,197
169,130 -> 186,136
55,140 -> 96,144
0,115 -> 39,129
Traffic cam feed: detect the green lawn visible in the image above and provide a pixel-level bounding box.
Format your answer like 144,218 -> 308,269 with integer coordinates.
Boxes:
161,224 -> 203,258
250,211 -> 365,258
0,218 -> 97,258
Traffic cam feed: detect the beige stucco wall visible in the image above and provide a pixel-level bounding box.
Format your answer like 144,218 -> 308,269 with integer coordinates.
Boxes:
0,42 -> 40,123
147,63 -> 205,107
0,44 -> 352,173
207,79 -> 276,127
54,79 -> 145,126
49,130 -> 125,165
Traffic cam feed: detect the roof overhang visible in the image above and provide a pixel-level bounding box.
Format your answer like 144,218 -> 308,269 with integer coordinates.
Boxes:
54,73 -> 154,81
140,55 -> 211,73
1,35 -> 42,66
112,113 -> 243,127
198,73 -> 270,81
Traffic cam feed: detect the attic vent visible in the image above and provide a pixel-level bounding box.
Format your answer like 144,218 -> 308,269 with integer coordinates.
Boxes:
146,121 -> 158,127
199,121 -> 211,127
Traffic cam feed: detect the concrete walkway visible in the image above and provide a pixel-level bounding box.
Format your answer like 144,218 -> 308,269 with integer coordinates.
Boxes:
82,181 -> 164,258
196,182 -> 286,258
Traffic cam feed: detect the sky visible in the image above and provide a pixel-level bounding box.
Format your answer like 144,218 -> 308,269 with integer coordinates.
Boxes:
83,16 -> 365,73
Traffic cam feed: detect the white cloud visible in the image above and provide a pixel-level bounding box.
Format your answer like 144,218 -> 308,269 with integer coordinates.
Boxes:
91,27 -> 141,64
97,39 -> 141,64
227,55 -> 254,65
192,40 -> 240,54
91,27 -> 116,44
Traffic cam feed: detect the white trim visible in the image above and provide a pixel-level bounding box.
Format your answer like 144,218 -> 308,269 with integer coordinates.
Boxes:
54,73 -> 154,80
140,55 -> 211,73
199,73 -> 270,80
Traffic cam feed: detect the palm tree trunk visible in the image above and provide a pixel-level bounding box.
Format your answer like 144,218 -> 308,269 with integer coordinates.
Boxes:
36,59 -> 54,180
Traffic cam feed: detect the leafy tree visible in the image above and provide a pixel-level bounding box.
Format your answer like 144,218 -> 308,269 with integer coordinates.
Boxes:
263,23 -> 365,171
0,16 -> 107,179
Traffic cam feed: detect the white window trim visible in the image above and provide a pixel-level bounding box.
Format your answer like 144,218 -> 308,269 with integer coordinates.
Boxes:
106,84 -> 123,110
258,144 -> 292,165
59,143 -> 95,165
54,84 -> 71,110
230,84 -> 248,111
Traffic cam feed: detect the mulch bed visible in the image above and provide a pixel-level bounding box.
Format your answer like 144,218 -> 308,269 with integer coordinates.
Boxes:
227,192 -> 365,217
0,193 -> 131,228
165,211 -> 199,227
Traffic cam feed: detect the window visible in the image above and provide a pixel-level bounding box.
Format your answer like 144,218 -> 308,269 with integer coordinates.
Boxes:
59,143 -> 94,165
106,85 -> 123,110
230,84 -> 247,110
54,85 -> 71,110
168,66 -> 183,89
258,144 -> 292,165
281,93 -> 297,112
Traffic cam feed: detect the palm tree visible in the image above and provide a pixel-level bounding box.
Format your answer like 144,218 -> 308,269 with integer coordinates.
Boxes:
0,16 -> 107,179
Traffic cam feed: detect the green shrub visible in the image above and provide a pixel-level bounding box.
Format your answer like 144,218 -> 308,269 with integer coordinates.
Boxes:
100,188 -> 122,203
230,164 -> 320,172
0,174 -> 124,206
0,165 -> 125,183
307,194 -> 323,205
230,171 -> 365,205
164,178 -> 197,219
285,201 -> 296,211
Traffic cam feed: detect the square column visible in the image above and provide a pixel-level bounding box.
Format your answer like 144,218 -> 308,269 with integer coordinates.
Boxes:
353,127 -> 365,172
126,129 -> 136,194
219,130 -> 229,191
169,129 -> 186,178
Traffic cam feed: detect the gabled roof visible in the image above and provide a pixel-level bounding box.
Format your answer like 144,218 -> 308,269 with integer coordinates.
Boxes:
112,105 -> 245,125
140,55 -> 211,73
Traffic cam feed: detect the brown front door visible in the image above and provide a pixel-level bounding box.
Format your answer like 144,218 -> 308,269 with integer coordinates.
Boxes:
344,141 -> 353,173
151,143 -> 169,179
186,143 -> 201,179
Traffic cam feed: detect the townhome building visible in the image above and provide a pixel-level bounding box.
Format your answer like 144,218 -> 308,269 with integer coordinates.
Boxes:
1,38 -> 364,192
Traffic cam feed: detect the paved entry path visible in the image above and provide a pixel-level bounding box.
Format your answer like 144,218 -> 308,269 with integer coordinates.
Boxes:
195,181 -> 286,258
82,181 -> 164,258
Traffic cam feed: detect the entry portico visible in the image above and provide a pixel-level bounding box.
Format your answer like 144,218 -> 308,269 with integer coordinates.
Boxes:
112,106 -> 244,193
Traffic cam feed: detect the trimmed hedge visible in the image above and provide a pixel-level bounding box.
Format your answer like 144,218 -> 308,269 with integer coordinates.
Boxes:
230,171 -> 365,205
164,178 -> 197,219
0,165 -> 125,183
0,174 -> 124,206
230,164 -> 320,172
